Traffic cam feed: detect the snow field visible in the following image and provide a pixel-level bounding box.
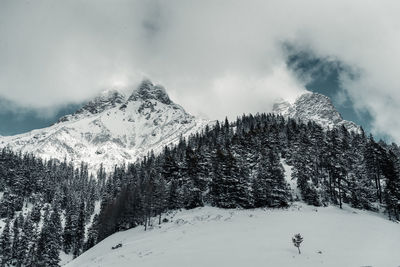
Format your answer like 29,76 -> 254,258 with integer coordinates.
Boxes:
66,203 -> 400,267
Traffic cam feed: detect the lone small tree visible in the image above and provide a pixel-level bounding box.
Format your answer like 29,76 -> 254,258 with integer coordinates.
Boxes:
292,233 -> 303,254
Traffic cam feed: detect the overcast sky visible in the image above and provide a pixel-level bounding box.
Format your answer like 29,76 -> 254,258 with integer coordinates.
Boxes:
0,0 -> 399,142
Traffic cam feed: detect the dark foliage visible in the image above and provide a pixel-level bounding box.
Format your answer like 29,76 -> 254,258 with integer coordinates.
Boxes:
1,113 -> 400,266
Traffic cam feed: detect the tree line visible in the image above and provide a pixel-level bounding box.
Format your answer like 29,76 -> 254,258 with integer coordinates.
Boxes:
96,114 -> 400,243
1,113 -> 400,266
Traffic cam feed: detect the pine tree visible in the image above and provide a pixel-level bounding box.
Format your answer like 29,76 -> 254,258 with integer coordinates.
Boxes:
267,150 -> 290,207
292,233 -> 303,254
0,219 -> 12,266
182,146 -> 204,209
364,136 -> 385,203
31,202 -> 42,224
211,146 -> 251,208
63,207 -> 75,254
167,179 -> 181,210
85,215 -> 99,251
11,213 -> 24,265
292,131 -> 321,206
73,200 -> 86,258
383,151 -> 400,220
0,190 -> 15,218
253,149 -> 272,207
153,174 -> 168,223
36,204 -> 62,267
16,213 -> 36,267
25,240 -> 38,267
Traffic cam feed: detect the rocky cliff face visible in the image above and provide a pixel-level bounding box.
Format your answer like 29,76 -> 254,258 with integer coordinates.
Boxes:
272,92 -> 361,133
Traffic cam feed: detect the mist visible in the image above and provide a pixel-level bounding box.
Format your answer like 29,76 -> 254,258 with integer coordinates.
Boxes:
1,0 -> 400,141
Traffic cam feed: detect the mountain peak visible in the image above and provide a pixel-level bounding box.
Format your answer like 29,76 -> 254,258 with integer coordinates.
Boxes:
273,91 -> 360,133
293,92 -> 343,124
128,80 -> 172,105
6,80 -> 210,173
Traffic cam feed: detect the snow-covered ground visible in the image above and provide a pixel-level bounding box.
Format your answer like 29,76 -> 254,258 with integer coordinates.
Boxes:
65,203 -> 400,267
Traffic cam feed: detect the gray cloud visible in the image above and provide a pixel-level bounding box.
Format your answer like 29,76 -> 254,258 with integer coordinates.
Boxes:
0,1 -> 399,141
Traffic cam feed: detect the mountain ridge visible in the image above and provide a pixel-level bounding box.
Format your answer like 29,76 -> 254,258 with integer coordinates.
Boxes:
0,80 -> 210,172
0,86 -> 362,172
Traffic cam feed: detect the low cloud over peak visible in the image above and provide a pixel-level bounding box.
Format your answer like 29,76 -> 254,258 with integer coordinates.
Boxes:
1,1 -> 400,141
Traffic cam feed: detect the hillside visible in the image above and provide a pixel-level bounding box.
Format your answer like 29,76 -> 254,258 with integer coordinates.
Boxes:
1,105 -> 400,267
66,204 -> 400,267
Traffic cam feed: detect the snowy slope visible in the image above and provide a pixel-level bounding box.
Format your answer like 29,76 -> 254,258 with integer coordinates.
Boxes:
0,80 -> 210,172
65,204 -> 400,267
273,92 -> 361,133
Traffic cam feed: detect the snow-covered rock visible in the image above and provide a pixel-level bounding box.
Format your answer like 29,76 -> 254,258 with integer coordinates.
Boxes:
65,204 -> 400,267
273,92 -> 361,133
0,80 -> 210,172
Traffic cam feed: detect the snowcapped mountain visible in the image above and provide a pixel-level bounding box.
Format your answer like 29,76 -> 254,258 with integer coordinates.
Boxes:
272,92 -> 361,133
0,80 -> 210,172
0,85 -> 360,173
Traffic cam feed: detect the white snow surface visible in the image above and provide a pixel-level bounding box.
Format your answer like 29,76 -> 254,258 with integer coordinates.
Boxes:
273,92 -> 361,134
0,81 -> 210,173
66,204 -> 400,267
